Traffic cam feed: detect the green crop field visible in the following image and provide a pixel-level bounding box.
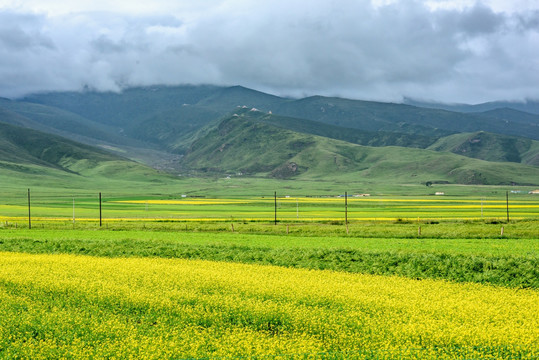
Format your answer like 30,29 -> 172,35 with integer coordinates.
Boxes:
1,183 -> 538,359
1,217 -> 538,358
2,69 -> 539,359
1,190 -> 537,225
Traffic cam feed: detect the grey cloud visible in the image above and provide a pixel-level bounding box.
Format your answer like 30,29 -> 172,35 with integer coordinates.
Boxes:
0,12 -> 55,50
456,3 -> 505,35
185,1 -> 469,95
92,36 -> 127,54
0,1 -> 537,103
516,10 -> 539,31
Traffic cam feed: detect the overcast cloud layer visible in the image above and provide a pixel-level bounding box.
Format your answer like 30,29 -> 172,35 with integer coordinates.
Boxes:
0,0 -> 538,103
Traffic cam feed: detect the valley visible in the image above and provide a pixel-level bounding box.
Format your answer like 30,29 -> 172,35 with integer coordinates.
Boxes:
0,85 -> 538,360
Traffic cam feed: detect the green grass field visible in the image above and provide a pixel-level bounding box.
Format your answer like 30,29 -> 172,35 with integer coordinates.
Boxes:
1,186 -> 538,359
1,191 -> 537,225
0,223 -> 537,289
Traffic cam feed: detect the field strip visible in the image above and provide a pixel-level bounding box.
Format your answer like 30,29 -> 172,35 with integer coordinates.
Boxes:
0,216 -> 534,222
112,199 -> 251,205
396,205 -> 539,209
0,252 -> 537,359
111,198 -> 538,204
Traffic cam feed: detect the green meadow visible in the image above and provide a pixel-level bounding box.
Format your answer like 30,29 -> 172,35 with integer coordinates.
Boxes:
1,178 -> 538,359
1,186 -> 537,224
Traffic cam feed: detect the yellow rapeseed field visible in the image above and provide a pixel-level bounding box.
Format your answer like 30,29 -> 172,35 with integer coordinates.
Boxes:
115,199 -> 251,205
2,196 -> 537,223
0,252 -> 537,359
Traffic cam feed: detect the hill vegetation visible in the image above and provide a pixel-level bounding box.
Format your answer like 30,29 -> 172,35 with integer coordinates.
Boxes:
0,85 -> 538,188
429,131 -> 539,166
18,85 -> 539,146
182,110 -> 539,185
0,121 -> 168,187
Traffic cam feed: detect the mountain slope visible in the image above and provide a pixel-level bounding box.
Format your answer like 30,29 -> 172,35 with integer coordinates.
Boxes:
195,85 -> 287,113
21,85 -> 539,143
0,98 -> 130,147
428,131 -> 539,166
127,105 -> 222,153
0,97 -> 191,172
21,85 -> 222,127
477,108 -> 539,126
0,121 -> 165,181
272,96 -> 539,140
238,109 -> 436,149
13,85 -> 539,177
405,98 -> 539,115
182,112 -> 539,185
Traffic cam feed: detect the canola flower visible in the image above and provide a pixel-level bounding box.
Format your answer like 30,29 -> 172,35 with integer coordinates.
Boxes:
0,252 -> 537,359
114,199 -> 251,205
2,196 -> 537,223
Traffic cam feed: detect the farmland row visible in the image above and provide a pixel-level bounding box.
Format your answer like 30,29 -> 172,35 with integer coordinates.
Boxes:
0,252 -> 537,359
1,195 -> 537,223
1,228 -> 537,288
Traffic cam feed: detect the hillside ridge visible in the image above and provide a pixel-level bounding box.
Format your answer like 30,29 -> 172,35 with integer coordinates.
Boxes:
181,111 -> 539,185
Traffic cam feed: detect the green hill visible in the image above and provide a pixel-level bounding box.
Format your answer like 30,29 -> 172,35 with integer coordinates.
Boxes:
271,96 -> 539,140
429,131 -> 539,166
0,121 -> 166,182
9,85 -> 539,180
20,85 -> 539,144
182,112 -> 539,185
405,98 -> 539,116
0,98 -> 131,147
195,86 -> 287,113
127,105 -> 222,153
237,108 -> 436,148
20,85 -> 222,127
0,97 -> 190,172
477,108 -> 539,126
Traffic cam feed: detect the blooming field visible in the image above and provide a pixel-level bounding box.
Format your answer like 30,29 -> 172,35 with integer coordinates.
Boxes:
1,195 -> 538,223
0,252 -> 537,359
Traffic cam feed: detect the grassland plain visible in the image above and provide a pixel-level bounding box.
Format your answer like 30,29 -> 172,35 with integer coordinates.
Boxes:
0,222 -> 537,289
0,188 -> 538,359
1,194 -> 538,223
0,252 -> 538,359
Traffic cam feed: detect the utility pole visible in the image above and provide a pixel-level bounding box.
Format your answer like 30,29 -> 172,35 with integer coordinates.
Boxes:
99,192 -> 102,227
506,191 -> 509,222
27,188 -> 31,229
345,191 -> 348,225
274,191 -> 277,225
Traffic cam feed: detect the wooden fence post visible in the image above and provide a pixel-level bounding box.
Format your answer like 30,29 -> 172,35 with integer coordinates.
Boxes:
274,191 -> 277,225
99,192 -> 102,227
27,188 -> 31,229
506,191 -> 509,222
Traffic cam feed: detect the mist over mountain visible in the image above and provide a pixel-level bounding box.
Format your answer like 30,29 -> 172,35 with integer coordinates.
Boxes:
1,1 -> 538,105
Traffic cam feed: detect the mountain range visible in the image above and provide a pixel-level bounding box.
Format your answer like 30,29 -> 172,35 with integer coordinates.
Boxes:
0,85 -> 538,187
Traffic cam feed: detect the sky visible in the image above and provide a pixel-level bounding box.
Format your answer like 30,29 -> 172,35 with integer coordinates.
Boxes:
0,0 -> 538,103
